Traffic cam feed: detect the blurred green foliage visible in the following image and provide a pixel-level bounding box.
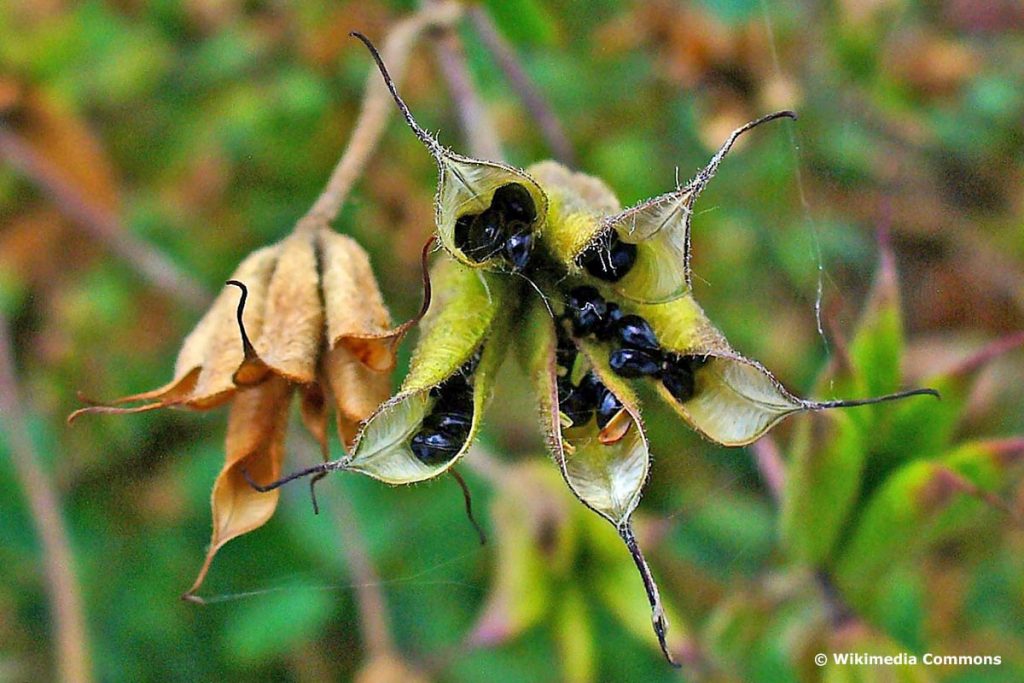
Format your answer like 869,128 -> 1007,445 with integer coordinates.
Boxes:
2,0 -> 1024,681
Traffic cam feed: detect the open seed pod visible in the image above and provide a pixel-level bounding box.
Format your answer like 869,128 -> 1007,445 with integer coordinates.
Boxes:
343,259 -> 514,483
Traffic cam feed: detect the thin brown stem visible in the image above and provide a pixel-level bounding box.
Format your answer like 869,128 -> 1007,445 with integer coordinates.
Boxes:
0,311 -> 93,683
425,1 -> 504,161
467,6 -> 576,166
298,1 -> 463,233
0,126 -> 209,310
330,482 -> 396,658
749,436 -> 785,503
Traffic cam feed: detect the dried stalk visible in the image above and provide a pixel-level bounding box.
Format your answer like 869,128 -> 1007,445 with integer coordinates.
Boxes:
749,437 -> 785,503
424,1 -> 504,161
467,6 -> 576,166
0,127 -> 209,310
297,0 -> 463,232
0,311 -> 92,683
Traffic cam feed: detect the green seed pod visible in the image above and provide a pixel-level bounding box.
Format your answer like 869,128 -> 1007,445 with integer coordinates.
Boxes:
344,260 -> 513,483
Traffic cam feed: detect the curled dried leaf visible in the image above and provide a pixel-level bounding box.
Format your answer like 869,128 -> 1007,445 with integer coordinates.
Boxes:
184,375 -> 292,598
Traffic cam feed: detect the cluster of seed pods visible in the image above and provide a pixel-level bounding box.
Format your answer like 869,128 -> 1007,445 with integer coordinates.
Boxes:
453,183 -> 538,271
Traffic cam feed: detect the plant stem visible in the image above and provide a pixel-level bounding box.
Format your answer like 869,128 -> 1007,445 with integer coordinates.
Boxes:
0,127 -> 209,310
298,1 -> 463,233
425,1 -> 504,161
0,311 -> 93,683
467,6 -> 576,166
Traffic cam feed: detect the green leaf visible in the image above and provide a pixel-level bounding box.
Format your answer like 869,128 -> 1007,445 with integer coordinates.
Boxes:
781,411 -> 865,565
834,438 -> 1024,614
879,333 -> 1024,461
555,585 -> 596,683
847,240 -> 904,400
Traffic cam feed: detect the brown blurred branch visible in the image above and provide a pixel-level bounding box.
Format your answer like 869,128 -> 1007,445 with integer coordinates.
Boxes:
425,1 -> 504,161
0,126 -> 209,311
749,436 -> 785,503
467,6 -> 576,166
330,486 -> 396,657
299,1 -> 463,232
0,311 -> 92,683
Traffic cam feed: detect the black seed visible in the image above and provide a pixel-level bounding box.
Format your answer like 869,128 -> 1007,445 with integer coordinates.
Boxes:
560,388 -> 595,427
595,302 -> 623,341
661,363 -> 696,403
596,388 -> 623,429
492,183 -> 537,223
580,231 -> 637,282
686,354 -> 709,370
504,227 -> 534,272
463,209 -> 505,262
453,214 -> 475,251
461,349 -> 483,375
576,370 -> 603,403
565,285 -> 608,336
410,428 -> 461,465
424,411 -> 472,438
615,314 -> 659,351
609,347 -> 663,378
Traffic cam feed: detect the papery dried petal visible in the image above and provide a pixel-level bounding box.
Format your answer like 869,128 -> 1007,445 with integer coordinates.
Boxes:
189,246 -> 279,404
247,233 -> 323,385
318,228 -> 400,371
68,246 -> 278,423
185,375 -> 292,597
322,343 -> 392,448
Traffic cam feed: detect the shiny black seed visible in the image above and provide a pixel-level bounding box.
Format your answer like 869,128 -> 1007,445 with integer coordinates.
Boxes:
609,347 -> 663,378
410,429 -> 461,465
462,209 -> 505,262
565,286 -> 608,336
615,314 -> 659,351
453,214 -> 475,251
560,388 -> 595,427
461,349 -> 483,375
661,363 -> 696,403
595,302 -> 623,341
581,232 -> 637,282
424,411 -> 471,438
576,370 -> 603,403
492,183 -> 537,223
686,354 -> 709,370
504,227 -> 534,272
596,388 -> 623,429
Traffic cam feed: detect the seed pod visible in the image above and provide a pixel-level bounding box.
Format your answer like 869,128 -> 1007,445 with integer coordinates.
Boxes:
344,260 -> 514,483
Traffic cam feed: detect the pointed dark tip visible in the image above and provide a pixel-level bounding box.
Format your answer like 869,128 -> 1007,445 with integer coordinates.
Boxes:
811,387 -> 941,410
180,592 -> 205,605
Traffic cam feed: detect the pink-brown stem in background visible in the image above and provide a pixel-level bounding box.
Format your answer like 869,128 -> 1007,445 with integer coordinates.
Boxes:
467,6 -> 577,166
0,126 -> 209,311
0,310 -> 93,683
